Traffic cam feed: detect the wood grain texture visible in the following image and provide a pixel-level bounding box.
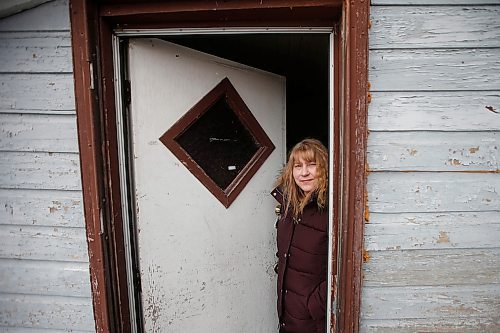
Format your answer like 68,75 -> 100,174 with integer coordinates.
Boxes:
0,152 -> 81,190
0,113 -> 78,152
365,219 -> 500,250
363,248 -> 500,287
361,285 -> 500,320
0,225 -> 88,262
0,74 -> 75,112
0,189 -> 84,227
0,0 -> 69,32
0,259 -> 91,297
0,293 -> 93,331
369,48 -> 500,91
367,172 -> 500,213
360,317 -> 500,333
367,131 -> 499,171
368,92 -> 500,131
363,1 -> 500,331
370,6 -> 500,49
0,32 -> 73,73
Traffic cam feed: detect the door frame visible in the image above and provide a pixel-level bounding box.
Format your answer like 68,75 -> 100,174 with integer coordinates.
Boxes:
68,1 -> 369,332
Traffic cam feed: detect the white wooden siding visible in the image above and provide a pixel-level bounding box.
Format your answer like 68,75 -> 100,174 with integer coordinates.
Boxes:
0,0 -> 94,331
363,1 -> 500,332
0,113 -> 79,152
369,92 -> 500,131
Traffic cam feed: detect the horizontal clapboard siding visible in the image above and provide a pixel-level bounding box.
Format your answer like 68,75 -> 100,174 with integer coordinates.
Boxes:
364,247 -> 500,287
0,294 -> 94,331
0,74 -> 75,113
370,6 -> 500,49
0,113 -> 79,152
0,0 -> 69,32
0,32 -> 73,73
362,285 -> 500,320
368,172 -> 500,212
0,225 -> 88,262
369,92 -> 500,131
369,48 -> 500,92
0,0 -> 93,331
1,328 -> 92,333
360,318 -> 500,333
365,211 -> 500,251
0,152 -> 81,190
0,189 -> 84,227
363,1 -> 500,332
0,259 -> 91,297
367,131 -> 499,171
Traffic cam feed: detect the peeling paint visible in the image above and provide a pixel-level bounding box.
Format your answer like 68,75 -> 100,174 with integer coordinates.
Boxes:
485,105 -> 498,113
363,249 -> 371,263
469,147 -> 480,154
437,231 -> 450,244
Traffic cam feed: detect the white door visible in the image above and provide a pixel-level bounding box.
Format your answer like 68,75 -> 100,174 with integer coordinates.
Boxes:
128,38 -> 286,333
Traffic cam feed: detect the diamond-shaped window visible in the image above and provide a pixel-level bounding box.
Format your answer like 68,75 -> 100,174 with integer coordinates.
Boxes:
160,77 -> 275,208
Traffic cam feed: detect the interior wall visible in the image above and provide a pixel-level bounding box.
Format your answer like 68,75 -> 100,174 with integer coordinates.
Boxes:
160,33 -> 330,152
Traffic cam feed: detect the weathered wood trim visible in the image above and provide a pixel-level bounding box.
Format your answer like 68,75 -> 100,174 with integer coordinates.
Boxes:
68,0 -> 111,332
372,0 -> 500,5
331,26 -> 341,332
100,0 -> 343,16
97,16 -> 131,333
336,0 -> 369,332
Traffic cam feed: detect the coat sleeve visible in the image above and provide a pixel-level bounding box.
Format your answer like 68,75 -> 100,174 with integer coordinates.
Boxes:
307,280 -> 327,320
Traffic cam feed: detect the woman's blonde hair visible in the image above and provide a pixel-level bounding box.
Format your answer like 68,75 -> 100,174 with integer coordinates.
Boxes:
275,138 -> 328,218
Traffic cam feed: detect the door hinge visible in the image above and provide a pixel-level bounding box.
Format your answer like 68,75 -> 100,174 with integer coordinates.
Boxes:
134,266 -> 142,294
124,79 -> 131,106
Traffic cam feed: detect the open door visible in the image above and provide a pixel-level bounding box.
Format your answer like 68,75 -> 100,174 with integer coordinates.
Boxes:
127,38 -> 286,332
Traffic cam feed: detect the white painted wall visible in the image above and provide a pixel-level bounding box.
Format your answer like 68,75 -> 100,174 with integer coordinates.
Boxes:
362,1 -> 500,332
0,0 -> 95,331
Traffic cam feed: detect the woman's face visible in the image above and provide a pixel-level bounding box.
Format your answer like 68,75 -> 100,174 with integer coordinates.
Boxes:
292,156 -> 319,194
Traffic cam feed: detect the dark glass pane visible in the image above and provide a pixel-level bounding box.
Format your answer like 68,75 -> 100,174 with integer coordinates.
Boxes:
175,96 -> 260,190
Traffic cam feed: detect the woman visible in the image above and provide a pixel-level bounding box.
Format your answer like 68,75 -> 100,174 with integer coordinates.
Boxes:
271,138 -> 329,333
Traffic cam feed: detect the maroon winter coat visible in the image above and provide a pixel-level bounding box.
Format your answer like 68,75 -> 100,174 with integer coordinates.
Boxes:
271,188 -> 328,333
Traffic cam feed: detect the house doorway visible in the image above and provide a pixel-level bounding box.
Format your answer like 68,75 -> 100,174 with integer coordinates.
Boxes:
115,30 -> 332,332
